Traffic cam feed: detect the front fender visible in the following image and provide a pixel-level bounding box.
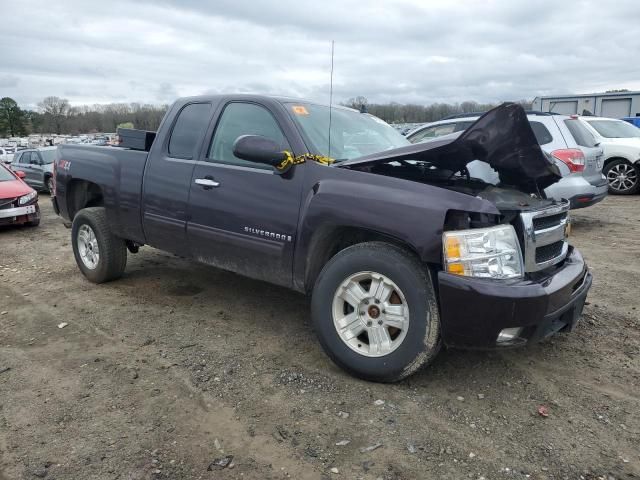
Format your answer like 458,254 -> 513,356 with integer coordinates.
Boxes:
293,164 -> 499,290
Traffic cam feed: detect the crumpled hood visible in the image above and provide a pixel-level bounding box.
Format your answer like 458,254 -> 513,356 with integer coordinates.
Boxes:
338,103 -> 562,193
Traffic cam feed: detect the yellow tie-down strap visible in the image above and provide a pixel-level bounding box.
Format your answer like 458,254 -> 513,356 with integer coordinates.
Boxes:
276,151 -> 335,172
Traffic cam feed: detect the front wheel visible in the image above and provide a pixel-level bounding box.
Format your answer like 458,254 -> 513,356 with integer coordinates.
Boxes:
311,242 -> 441,383
71,207 -> 127,283
604,159 -> 640,195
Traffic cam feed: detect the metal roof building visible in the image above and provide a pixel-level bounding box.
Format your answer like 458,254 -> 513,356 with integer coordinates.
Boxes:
532,91 -> 640,118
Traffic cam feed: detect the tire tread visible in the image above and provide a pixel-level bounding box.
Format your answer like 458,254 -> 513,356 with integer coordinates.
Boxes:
72,207 -> 127,283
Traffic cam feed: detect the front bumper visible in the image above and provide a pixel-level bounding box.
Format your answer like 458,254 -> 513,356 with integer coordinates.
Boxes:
437,247 -> 591,348
0,203 -> 39,225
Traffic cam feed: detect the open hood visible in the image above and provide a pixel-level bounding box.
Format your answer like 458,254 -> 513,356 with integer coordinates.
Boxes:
338,103 -> 562,194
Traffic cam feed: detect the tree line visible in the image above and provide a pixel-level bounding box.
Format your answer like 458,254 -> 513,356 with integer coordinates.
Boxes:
0,95 -> 534,137
343,96 -> 533,123
0,96 -> 168,136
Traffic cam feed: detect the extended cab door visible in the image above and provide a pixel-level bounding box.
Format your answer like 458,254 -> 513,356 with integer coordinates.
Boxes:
142,102 -> 214,254
186,101 -> 304,287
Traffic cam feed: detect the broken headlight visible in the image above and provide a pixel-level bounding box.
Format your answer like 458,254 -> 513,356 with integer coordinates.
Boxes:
443,225 -> 523,279
19,191 -> 37,205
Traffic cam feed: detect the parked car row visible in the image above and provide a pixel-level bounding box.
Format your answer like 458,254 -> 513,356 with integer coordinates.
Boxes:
407,113 -> 640,196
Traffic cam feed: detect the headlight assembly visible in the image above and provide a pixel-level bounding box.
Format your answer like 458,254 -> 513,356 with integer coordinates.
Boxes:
19,191 -> 37,205
443,225 -> 524,279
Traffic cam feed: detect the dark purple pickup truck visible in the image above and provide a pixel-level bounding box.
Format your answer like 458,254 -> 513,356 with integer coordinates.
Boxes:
52,95 -> 591,382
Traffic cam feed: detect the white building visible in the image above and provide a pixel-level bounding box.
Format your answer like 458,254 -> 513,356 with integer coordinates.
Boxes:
532,91 -> 640,118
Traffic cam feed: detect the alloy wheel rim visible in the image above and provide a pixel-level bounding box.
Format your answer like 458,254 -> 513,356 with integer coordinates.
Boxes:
607,163 -> 637,192
332,271 -> 410,358
77,224 -> 100,270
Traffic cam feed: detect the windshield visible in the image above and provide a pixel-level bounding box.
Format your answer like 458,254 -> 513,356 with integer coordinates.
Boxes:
586,120 -> 640,138
286,103 -> 410,161
40,150 -> 56,164
0,166 -> 15,181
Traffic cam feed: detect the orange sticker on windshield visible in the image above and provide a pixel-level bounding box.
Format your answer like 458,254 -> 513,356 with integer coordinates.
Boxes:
292,105 -> 309,115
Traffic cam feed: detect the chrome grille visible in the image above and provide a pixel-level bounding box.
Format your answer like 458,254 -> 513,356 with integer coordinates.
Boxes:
519,200 -> 570,272
535,240 -> 564,263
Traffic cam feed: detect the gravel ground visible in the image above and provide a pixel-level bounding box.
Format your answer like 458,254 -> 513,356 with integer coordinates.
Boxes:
0,195 -> 638,480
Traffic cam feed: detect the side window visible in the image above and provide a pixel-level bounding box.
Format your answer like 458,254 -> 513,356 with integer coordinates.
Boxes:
13,152 -> 23,163
208,102 -> 290,169
454,121 -> 474,132
412,123 -> 456,143
30,152 -> 41,165
529,121 -> 553,145
410,126 -> 436,143
20,152 -> 31,164
168,103 -> 212,159
563,119 -> 597,148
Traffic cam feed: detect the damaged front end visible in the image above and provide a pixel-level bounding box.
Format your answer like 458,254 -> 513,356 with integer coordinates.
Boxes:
339,103 -> 589,349
339,103 -> 570,275
338,102 -> 561,194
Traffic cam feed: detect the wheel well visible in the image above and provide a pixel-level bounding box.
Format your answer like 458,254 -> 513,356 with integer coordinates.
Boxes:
66,180 -> 104,219
304,226 -> 422,293
603,157 -> 632,169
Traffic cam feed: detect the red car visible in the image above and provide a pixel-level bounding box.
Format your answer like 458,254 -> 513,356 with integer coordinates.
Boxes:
0,164 -> 40,227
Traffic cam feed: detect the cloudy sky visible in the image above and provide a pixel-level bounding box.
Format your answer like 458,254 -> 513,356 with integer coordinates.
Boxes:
1,0 -> 639,109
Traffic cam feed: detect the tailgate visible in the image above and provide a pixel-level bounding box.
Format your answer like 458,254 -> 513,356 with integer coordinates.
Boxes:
580,145 -> 605,185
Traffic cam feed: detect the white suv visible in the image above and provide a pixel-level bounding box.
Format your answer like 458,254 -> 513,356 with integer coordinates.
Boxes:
407,113 -> 608,209
576,116 -> 640,195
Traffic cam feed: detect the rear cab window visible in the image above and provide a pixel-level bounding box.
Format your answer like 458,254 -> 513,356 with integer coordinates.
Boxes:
563,119 -> 597,148
168,103 -> 212,159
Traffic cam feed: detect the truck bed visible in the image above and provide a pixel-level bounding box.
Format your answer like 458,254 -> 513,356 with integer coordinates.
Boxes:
55,144 -> 149,243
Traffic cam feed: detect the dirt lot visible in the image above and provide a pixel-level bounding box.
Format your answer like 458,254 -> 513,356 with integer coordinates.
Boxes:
0,196 -> 638,480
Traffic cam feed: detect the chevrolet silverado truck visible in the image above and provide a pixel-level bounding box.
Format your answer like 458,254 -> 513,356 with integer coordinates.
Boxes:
52,95 -> 592,382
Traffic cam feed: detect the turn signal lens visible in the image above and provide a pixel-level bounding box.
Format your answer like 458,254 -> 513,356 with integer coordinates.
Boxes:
447,262 -> 465,274
445,236 -> 461,259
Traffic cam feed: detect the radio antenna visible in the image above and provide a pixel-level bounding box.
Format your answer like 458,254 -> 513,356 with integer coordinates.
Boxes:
328,40 -> 335,159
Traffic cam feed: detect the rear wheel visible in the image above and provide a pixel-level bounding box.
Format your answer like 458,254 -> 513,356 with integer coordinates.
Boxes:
46,176 -> 54,194
71,207 -> 127,283
604,159 -> 640,195
311,242 -> 441,382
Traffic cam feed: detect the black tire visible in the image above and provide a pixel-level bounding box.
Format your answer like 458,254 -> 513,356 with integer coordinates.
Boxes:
311,242 -> 441,383
26,218 -> 40,227
26,205 -> 40,227
45,176 -> 54,194
604,159 -> 640,195
71,207 -> 127,283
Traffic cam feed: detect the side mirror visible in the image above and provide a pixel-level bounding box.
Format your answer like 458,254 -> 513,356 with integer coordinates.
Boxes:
233,135 -> 287,170
15,170 -> 26,179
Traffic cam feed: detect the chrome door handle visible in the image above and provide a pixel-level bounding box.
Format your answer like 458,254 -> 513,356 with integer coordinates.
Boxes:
195,178 -> 220,188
